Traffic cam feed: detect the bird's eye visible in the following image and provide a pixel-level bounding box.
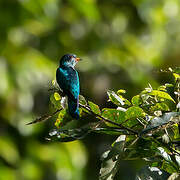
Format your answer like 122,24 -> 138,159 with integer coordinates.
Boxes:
68,55 -> 73,60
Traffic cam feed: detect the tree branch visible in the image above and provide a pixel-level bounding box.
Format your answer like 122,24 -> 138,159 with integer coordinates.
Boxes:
79,104 -> 138,135
26,108 -> 62,125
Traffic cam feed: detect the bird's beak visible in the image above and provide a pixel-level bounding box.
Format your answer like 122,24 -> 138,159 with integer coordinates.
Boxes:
75,57 -> 82,62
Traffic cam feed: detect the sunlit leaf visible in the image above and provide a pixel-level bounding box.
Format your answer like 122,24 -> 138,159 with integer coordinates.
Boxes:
111,135 -> 126,151
173,73 -> 180,81
102,108 -> 126,126
54,119 -> 61,129
156,147 -> 179,173
136,166 -> 170,180
140,93 -> 151,102
88,101 -> 101,115
99,150 -> 116,180
107,90 -> 125,106
131,95 -> 143,106
120,95 -> 131,106
79,95 -> 87,105
99,135 -> 126,180
50,93 -> 61,109
125,106 -> 145,120
52,79 -> 56,86
149,90 -> 175,103
54,92 -> 61,101
158,85 -> 166,91
150,103 -> 170,112
172,67 -> 180,74
55,109 -> 72,128
172,124 -> 179,140
117,89 -> 126,94
175,155 -> 180,167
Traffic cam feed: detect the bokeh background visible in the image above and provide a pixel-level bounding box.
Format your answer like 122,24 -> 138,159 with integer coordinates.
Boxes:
0,0 -> 180,179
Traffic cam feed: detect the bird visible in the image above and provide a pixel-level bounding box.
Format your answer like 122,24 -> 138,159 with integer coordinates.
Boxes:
56,54 -> 81,119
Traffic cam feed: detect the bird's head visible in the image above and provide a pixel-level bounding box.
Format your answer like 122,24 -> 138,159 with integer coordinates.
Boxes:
59,54 -> 81,68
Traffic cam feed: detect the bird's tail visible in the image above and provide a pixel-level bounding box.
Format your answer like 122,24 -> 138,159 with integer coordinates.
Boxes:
68,97 -> 79,119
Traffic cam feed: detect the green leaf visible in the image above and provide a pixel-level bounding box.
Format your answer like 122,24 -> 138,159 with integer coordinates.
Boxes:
157,147 -> 179,173
161,161 -> 178,174
150,103 -> 170,112
173,73 -> 180,81
79,95 -> 87,105
54,92 -> 61,101
165,123 -> 179,142
175,155 -> 180,167
158,85 -> 166,91
149,90 -> 175,103
157,147 -> 172,162
55,109 -> 72,128
111,135 -> 126,151
52,79 -> 56,86
140,93 -> 151,102
107,90 -> 131,106
88,101 -> 101,115
121,95 -> 131,106
172,124 -> 179,140
107,90 -> 125,106
131,95 -> 143,106
125,138 -> 157,160
99,150 -> 117,180
136,166 -> 170,180
99,135 -> 126,180
125,106 -> 145,120
117,89 -> 126,94
102,108 -> 126,126
50,93 -> 61,109
172,67 -> 180,74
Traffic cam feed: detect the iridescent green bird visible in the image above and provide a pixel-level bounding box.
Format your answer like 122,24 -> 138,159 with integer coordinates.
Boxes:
56,54 -> 81,119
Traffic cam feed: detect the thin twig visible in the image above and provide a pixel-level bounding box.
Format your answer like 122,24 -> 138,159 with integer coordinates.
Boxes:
129,137 -> 140,147
26,109 -> 62,125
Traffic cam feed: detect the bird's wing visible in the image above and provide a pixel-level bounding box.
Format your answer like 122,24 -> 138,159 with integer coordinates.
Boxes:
56,67 -> 79,101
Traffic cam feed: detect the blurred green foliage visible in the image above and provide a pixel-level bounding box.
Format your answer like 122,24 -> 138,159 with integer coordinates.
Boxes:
0,0 -> 180,179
